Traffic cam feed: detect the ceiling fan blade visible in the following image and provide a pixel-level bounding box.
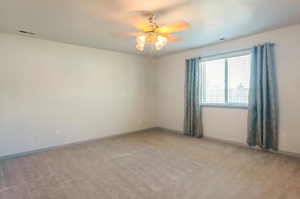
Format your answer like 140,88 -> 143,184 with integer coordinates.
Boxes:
112,32 -> 140,37
157,21 -> 190,34
125,11 -> 149,28
125,16 -> 152,32
162,34 -> 182,42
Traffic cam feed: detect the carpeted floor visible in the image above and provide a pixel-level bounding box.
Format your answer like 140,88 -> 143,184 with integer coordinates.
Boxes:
0,129 -> 300,199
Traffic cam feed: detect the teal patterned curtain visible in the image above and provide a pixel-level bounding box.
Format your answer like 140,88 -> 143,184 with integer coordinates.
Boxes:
247,43 -> 278,150
184,58 -> 203,137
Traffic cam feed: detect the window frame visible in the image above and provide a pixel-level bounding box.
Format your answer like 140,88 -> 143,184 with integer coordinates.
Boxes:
200,50 -> 251,109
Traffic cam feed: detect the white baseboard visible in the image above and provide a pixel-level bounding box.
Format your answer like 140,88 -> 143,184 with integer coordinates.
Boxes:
156,127 -> 300,159
0,127 -> 158,160
2,127 -> 299,160
155,127 -> 183,134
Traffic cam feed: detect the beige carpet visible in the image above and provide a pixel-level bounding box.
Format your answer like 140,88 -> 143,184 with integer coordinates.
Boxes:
0,130 -> 300,199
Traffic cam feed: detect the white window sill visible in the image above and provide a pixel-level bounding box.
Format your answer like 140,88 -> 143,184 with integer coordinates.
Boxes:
201,103 -> 248,109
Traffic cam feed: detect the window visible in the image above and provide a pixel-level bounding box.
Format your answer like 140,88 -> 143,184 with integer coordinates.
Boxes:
200,51 -> 251,107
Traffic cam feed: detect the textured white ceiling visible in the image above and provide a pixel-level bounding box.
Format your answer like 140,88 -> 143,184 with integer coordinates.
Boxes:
0,0 -> 300,56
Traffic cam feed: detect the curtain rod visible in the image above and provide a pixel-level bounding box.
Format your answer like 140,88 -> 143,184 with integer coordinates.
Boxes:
185,47 -> 252,61
186,43 -> 275,60
198,47 -> 252,60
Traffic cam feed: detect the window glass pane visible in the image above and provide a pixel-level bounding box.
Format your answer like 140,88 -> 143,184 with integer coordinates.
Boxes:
227,55 -> 251,104
202,59 -> 225,104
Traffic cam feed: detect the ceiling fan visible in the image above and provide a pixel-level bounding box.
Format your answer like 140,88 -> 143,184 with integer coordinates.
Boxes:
115,12 -> 190,52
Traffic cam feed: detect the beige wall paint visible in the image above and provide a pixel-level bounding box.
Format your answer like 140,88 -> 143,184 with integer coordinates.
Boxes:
154,24 -> 300,154
0,33 -> 155,157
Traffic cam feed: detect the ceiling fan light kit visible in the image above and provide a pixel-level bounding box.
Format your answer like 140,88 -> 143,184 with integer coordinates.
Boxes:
135,32 -> 168,51
116,12 -> 190,52
155,35 -> 168,50
136,34 -> 146,51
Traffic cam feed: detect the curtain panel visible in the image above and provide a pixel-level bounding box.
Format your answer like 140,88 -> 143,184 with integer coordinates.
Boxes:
184,58 -> 203,137
247,43 -> 278,150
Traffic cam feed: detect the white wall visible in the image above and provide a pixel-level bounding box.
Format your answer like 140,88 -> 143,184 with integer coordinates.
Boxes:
1,24 -> 300,157
0,33 -> 155,157
154,24 -> 300,154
